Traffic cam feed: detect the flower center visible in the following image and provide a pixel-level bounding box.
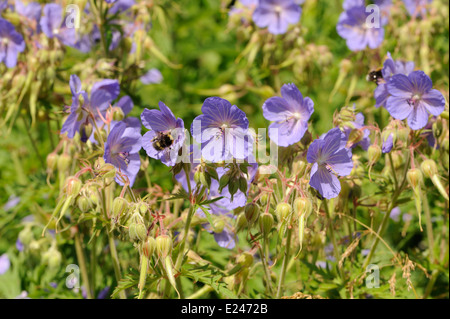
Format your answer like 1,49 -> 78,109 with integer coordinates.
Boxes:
274,5 -> 282,13
117,151 -> 130,165
53,28 -> 60,35
409,94 -> 422,106
2,38 -> 8,45
293,112 -> 301,120
217,123 -> 230,139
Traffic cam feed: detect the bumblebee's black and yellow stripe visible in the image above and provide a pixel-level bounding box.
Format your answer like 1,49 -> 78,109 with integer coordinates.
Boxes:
152,132 -> 174,151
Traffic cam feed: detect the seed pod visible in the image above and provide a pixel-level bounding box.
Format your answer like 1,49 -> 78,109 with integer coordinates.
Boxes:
77,196 -> 91,213
129,223 -> 147,242
259,194 -> 268,206
259,213 -> 274,237
238,176 -> 248,194
347,129 -> 364,147
421,159 -> 438,178
275,202 -> 292,223
292,159 -> 307,176
395,127 -> 408,144
244,202 -> 260,226
112,107 -> 125,122
46,153 -> 58,171
407,168 -> 423,189
213,219 -> 225,233
112,197 -> 129,219
156,235 -> 173,258
200,172 -> 211,189
142,236 -> 157,259
219,173 -> 230,191
57,153 -> 71,172
432,119 -> 443,138
293,197 -> 312,218
194,170 -> 201,184
235,213 -> 248,232
391,152 -> 404,169
65,177 -> 82,197
98,163 -> 116,179
368,144 -> 381,163
237,252 -> 254,268
139,203 -> 148,215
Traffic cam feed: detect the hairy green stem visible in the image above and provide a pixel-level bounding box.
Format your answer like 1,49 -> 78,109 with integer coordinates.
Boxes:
324,200 -> 345,279
363,156 -> 411,269
276,227 -> 292,299
74,233 -> 93,299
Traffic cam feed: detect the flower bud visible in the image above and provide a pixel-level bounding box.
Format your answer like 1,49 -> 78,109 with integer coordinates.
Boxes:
46,153 -> 58,171
143,236 -> 157,259
46,249 -> 62,269
112,107 -> 125,122
213,219 -> 225,233
156,235 -> 173,258
99,163 -> 116,179
194,170 -> 201,184
235,213 -> 248,232
391,152 -> 404,169
347,129 -> 364,147
275,202 -> 292,223
18,226 -> 33,246
259,213 -> 274,236
112,197 -> 129,219
219,173 -> 231,191
57,153 -> 71,172
237,252 -> 254,268
94,130 -> 107,144
65,177 -> 82,197
407,168 -> 423,189
79,123 -> 93,143
259,194 -> 268,206
129,223 -> 147,242
244,203 -> 260,226
421,159 -> 438,178
200,172 -> 211,189
293,197 -> 312,218
292,159 -> 307,176
238,176 -> 248,194
368,144 -> 381,163
432,119 -> 443,138
77,196 -> 91,213
397,127 -> 410,143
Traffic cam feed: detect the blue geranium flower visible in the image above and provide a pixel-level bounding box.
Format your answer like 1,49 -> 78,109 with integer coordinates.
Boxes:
307,128 -> 353,199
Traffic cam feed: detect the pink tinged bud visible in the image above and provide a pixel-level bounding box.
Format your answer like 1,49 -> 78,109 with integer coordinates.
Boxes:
129,223 -> 147,242
244,203 -> 260,226
293,197 -> 312,218
212,219 -> 225,234
235,213 -> 248,233
57,153 -> 71,172
65,177 -> 82,197
143,236 -> 157,259
275,202 -> 292,223
407,168 -> 423,189
347,129 -> 364,147
421,159 -> 437,178
156,235 -> 173,258
46,153 -> 58,171
237,252 -> 253,268
368,145 -> 381,163
77,196 -> 91,213
259,213 -> 274,237
112,197 -> 129,219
